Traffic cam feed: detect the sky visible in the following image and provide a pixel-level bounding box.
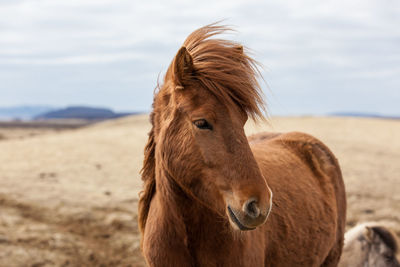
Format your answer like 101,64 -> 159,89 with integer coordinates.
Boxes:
0,0 -> 399,115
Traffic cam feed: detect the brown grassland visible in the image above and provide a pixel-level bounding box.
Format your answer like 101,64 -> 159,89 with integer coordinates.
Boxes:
0,115 -> 399,266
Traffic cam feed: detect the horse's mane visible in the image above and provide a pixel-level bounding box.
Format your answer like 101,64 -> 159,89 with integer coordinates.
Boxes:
138,112 -> 156,238
371,225 -> 398,253
138,23 -> 266,242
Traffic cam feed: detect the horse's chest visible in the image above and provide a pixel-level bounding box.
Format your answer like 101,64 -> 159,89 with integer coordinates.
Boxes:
194,251 -> 264,267
191,237 -> 265,267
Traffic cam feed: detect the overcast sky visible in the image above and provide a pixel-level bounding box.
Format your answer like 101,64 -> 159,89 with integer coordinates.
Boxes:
0,0 -> 399,115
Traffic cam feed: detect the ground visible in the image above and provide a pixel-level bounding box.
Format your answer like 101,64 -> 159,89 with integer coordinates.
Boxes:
0,115 -> 399,266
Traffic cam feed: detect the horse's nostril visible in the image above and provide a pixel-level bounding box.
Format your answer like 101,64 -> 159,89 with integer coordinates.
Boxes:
244,199 -> 260,219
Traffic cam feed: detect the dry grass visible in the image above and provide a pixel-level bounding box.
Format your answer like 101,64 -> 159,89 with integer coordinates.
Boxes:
0,115 -> 399,266
0,120 -> 91,141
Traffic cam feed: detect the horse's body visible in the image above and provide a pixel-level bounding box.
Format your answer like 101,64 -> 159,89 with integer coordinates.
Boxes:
139,24 -> 346,267
339,222 -> 400,267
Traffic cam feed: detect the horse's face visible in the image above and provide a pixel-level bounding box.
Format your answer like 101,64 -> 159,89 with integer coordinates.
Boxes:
366,226 -> 400,267
341,224 -> 400,267
158,47 -> 272,231
368,243 -> 400,267
183,89 -> 272,231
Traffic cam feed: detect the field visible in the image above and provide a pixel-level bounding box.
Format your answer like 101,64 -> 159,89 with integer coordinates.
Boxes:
0,115 -> 399,266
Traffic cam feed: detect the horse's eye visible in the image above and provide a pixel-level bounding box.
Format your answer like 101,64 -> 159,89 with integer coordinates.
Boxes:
383,253 -> 394,261
193,119 -> 213,130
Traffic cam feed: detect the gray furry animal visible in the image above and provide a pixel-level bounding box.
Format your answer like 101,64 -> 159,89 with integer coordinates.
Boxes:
339,222 -> 400,267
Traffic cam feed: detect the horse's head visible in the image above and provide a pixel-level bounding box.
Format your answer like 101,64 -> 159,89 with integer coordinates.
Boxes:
340,223 -> 400,267
152,25 -> 272,231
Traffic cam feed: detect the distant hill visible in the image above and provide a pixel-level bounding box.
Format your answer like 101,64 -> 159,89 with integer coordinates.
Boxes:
330,112 -> 400,120
34,106 -> 137,120
0,106 -> 55,120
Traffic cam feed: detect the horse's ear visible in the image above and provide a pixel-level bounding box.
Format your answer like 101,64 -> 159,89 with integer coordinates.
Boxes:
173,46 -> 194,90
365,226 -> 374,242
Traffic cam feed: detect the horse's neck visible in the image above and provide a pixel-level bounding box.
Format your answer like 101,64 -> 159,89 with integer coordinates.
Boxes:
157,169 -> 229,234
154,170 -> 238,264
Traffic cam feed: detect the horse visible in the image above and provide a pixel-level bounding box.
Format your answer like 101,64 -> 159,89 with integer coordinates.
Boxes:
339,222 -> 400,267
138,23 -> 347,267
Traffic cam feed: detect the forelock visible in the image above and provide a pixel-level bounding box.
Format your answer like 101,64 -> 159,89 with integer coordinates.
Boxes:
179,23 -> 266,120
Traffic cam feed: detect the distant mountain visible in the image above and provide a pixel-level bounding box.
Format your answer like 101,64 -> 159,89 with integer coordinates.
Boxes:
330,112 -> 400,120
34,106 -> 137,120
0,105 -> 55,120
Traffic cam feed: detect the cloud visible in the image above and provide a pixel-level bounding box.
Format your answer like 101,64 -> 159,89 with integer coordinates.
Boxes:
0,0 -> 399,114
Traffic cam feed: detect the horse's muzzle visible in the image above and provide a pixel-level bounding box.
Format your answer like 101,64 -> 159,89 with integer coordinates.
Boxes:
227,203 -> 267,231
228,205 -> 255,230
227,187 -> 273,230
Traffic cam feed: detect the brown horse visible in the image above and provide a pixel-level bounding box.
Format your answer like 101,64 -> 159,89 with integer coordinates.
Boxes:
138,24 -> 346,267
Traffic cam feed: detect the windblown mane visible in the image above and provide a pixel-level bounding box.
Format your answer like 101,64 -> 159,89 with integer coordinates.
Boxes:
182,24 -> 265,120
138,112 -> 156,238
138,23 -> 266,243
